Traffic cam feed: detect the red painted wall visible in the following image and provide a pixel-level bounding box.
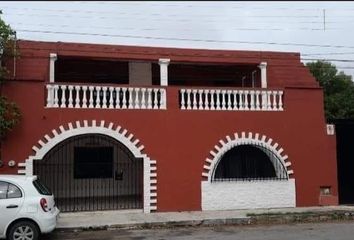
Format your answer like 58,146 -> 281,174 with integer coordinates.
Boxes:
0,40 -> 338,211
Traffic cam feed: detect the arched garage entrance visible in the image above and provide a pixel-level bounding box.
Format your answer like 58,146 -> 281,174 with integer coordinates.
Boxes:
34,134 -> 143,212
18,120 -> 157,213
201,132 -> 296,210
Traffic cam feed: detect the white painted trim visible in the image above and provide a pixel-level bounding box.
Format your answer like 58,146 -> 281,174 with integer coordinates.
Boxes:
202,131 -> 293,182
201,179 -> 296,210
17,120 -> 157,213
201,132 -> 296,210
158,58 -> 170,86
258,62 -> 267,88
49,53 -> 57,83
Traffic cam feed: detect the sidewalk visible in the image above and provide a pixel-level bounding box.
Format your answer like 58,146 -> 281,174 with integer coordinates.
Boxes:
56,206 -> 354,231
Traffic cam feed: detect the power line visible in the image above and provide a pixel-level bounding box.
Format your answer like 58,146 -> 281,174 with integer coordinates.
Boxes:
7,22 -> 342,32
3,12 -> 326,22
301,58 -> 354,62
302,52 -> 354,56
14,29 -> 354,50
4,3 -> 354,12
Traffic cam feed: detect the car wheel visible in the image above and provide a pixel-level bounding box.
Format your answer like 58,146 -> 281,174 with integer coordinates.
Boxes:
7,221 -> 39,240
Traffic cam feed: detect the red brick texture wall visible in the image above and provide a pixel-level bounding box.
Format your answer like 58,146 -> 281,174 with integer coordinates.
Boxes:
0,40 -> 337,211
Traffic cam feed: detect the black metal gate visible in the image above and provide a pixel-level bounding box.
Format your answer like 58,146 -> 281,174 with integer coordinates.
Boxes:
33,134 -> 143,212
334,119 -> 354,204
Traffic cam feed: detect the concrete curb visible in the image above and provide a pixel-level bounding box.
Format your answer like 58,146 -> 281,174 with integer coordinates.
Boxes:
55,210 -> 354,232
56,217 -> 252,232
247,210 -> 354,225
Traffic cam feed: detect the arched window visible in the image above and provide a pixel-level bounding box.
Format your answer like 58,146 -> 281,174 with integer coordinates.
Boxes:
213,145 -> 287,181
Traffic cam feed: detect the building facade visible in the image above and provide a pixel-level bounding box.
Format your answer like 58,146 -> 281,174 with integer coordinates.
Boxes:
0,40 -> 338,213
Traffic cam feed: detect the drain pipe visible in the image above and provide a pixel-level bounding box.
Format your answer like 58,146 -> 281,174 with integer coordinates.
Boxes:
241,76 -> 246,87
251,70 -> 257,88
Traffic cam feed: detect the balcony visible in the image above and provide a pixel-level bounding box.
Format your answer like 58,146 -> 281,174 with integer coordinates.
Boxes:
46,84 -> 167,110
45,83 -> 284,111
46,54 -> 284,111
180,88 -> 283,111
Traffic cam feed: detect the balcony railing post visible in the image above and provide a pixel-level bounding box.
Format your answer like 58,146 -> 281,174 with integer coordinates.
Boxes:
74,86 -> 81,108
128,88 -> 134,109
46,85 -> 53,108
198,90 -> 204,110
186,89 -> 192,110
122,87 -> 127,109
141,88 -> 146,109
68,85 -> 74,108
204,89 -> 210,110
88,86 -> 94,108
60,85 -> 67,108
114,87 -> 121,109
53,85 -> 59,108
108,87 -> 114,109
272,91 -> 277,111
160,88 -> 167,109
278,91 -> 284,110
261,91 -> 267,110
244,90 -> 249,110
233,90 -> 238,110
216,90 -> 221,110
210,90 -> 215,110
267,91 -> 272,110
134,88 -> 140,109
239,90 -> 244,110
227,90 -> 232,110
250,90 -> 255,110
192,90 -> 198,110
95,86 -> 101,108
147,88 -> 152,109
180,89 -> 186,110
153,88 -> 158,109
255,90 -> 260,110
221,90 -> 226,110
102,87 -> 108,109
82,86 -> 88,108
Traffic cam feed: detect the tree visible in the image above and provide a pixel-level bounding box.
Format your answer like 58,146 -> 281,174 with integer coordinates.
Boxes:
0,10 -> 20,140
306,60 -> 354,121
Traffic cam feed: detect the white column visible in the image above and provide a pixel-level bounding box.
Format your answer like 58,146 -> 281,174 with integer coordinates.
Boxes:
158,58 -> 170,86
49,53 -> 57,83
258,62 -> 267,88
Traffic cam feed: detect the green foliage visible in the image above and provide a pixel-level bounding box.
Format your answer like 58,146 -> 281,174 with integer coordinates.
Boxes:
306,60 -> 354,121
0,10 -> 20,140
0,96 -> 20,139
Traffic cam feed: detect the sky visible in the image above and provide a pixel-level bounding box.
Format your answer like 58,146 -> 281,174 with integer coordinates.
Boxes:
1,1 -> 354,77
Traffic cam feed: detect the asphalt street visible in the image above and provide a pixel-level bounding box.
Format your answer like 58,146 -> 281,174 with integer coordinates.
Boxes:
43,222 -> 354,240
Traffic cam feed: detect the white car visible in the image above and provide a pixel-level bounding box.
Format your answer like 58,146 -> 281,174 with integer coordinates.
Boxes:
0,175 -> 60,240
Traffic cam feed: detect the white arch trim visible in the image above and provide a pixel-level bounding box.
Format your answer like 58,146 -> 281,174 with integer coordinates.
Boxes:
17,120 -> 157,213
202,131 -> 294,182
201,131 -> 296,210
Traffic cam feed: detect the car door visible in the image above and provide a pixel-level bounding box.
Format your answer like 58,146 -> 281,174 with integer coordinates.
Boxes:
0,181 -> 25,237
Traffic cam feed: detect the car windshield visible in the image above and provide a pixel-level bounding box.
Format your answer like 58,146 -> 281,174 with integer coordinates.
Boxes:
33,179 -> 52,196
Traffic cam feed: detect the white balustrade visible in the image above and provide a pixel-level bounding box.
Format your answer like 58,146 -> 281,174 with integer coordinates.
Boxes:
46,84 -> 166,110
180,88 -> 284,111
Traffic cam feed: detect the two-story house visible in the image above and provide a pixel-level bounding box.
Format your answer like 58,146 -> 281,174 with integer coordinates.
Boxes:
0,40 -> 338,213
